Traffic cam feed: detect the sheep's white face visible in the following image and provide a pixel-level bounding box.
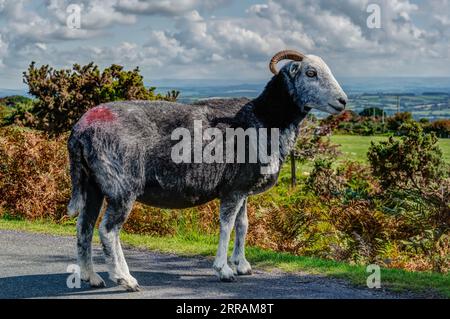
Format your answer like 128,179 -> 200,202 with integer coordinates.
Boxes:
281,55 -> 348,114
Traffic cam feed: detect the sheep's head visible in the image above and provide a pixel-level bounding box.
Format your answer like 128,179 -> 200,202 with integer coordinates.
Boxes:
270,50 -> 348,114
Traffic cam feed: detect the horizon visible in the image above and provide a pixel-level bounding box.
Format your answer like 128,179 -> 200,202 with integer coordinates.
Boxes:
4,75 -> 449,121
2,75 -> 450,92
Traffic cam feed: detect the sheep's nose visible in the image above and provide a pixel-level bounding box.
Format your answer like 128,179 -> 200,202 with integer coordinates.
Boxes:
338,98 -> 347,107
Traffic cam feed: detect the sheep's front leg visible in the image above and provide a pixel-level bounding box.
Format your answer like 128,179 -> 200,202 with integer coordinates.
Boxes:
213,194 -> 245,282
231,198 -> 252,275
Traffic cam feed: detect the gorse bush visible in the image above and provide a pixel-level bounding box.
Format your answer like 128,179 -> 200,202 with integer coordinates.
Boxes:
368,122 -> 450,272
2,99 -> 35,127
386,112 -> 413,133
368,122 -> 446,189
321,109 -> 387,136
21,62 -> 179,135
293,119 -> 340,163
306,159 -> 343,197
425,119 -> 450,138
307,159 -> 380,201
0,105 -> 8,125
0,96 -> 34,126
359,107 -> 386,117
304,140 -> 449,272
0,95 -> 31,107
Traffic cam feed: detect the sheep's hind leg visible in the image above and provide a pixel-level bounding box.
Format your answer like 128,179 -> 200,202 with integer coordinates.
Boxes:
77,181 -> 105,288
213,194 -> 246,282
99,198 -> 140,292
230,198 -> 252,276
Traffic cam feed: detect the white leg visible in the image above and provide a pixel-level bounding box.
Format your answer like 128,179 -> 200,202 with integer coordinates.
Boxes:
231,198 -> 252,275
213,194 -> 245,282
99,199 -> 140,292
115,239 -> 139,290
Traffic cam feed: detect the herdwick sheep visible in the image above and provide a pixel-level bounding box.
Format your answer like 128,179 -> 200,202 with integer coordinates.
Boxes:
67,50 -> 347,291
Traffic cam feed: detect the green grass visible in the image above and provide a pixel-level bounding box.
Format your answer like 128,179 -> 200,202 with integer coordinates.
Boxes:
439,138 -> 450,163
331,135 -> 450,163
0,218 -> 448,298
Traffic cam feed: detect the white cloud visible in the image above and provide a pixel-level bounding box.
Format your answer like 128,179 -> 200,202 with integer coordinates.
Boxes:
0,34 -> 8,68
0,0 -> 449,88
47,0 -> 137,30
115,0 -> 230,16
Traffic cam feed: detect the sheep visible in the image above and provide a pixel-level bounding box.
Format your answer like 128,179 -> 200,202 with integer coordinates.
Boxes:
67,50 -> 348,291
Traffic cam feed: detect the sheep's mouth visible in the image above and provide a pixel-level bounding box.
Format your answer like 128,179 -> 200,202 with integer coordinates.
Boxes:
328,103 -> 344,112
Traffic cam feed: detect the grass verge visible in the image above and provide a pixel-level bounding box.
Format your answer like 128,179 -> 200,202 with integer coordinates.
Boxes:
330,134 -> 450,163
0,218 -> 448,298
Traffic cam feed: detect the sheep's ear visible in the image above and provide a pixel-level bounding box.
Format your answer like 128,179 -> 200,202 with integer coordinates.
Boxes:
289,62 -> 302,77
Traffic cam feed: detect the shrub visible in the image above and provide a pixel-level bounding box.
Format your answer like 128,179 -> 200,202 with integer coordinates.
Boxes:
327,200 -> 393,263
2,99 -> 35,127
359,107 -> 386,117
305,159 -> 393,263
306,159 -> 343,198
22,62 -> 179,135
386,112 -> 413,132
321,110 -> 359,130
0,96 -> 34,126
323,111 -> 387,135
307,160 -> 380,200
0,104 -> 7,125
425,119 -> 450,138
368,122 -> 450,272
368,122 -> 446,190
123,205 -> 179,236
263,193 -> 324,255
0,95 -> 32,107
124,201 -> 221,237
287,118 -> 340,187
0,127 -> 71,220
360,121 -> 376,136
292,120 -> 340,163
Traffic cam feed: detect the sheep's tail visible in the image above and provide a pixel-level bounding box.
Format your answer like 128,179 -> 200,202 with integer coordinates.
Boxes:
67,134 -> 87,217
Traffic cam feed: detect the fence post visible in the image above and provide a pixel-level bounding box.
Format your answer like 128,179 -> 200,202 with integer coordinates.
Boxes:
290,151 -> 296,187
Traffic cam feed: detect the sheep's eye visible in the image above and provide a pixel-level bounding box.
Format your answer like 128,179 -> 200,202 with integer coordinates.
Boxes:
306,70 -> 317,78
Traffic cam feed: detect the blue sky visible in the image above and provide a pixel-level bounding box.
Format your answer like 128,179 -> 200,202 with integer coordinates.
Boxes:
0,0 -> 449,89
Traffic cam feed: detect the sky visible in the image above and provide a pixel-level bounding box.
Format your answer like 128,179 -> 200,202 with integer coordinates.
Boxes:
0,0 -> 449,89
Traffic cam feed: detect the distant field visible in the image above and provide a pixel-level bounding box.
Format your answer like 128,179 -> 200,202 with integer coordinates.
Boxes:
330,135 -> 450,163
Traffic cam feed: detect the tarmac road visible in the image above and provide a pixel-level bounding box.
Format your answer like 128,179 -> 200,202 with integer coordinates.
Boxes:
0,230 -> 417,299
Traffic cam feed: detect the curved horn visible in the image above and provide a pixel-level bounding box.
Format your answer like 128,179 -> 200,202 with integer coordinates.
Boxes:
269,50 -> 305,75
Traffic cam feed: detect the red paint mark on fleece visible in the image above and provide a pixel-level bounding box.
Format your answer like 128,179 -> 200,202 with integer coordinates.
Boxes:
77,105 -> 117,130
85,106 -> 116,124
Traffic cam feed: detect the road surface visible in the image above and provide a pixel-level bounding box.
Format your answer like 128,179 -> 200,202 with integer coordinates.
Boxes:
0,230 -> 417,299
